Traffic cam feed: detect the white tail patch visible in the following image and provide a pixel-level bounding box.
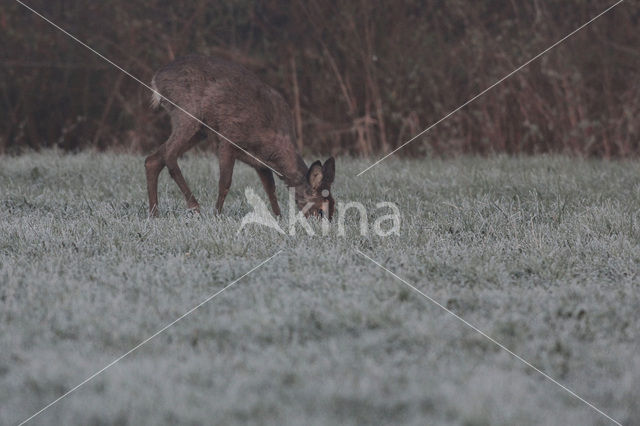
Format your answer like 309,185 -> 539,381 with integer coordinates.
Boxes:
150,78 -> 162,109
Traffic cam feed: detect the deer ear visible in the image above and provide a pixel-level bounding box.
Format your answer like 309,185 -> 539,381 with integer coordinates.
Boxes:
322,157 -> 335,185
307,160 -> 323,190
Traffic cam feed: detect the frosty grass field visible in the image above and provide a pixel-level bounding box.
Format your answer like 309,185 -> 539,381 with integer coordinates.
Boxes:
1,151 -> 639,426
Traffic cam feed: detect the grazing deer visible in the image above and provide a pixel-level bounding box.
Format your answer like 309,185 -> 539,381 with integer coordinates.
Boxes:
146,55 -> 335,219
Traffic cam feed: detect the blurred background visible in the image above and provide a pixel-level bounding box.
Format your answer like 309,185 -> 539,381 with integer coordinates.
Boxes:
0,0 -> 638,157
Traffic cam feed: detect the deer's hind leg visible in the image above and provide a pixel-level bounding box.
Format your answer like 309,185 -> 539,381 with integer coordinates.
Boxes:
145,150 -> 165,217
150,112 -> 202,214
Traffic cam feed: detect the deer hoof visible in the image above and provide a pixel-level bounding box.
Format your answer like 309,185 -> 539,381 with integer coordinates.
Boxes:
187,204 -> 201,215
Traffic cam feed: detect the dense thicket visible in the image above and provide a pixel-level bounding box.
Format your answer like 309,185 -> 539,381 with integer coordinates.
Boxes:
1,1 -> 638,156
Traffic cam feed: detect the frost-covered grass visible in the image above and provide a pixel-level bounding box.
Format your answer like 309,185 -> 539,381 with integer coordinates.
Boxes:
1,151 -> 639,426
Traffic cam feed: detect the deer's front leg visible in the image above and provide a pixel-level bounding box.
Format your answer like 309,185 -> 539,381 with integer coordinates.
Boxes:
216,145 -> 236,213
256,168 -> 281,216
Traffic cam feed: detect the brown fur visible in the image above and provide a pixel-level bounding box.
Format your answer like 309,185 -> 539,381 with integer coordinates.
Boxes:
145,55 -> 335,219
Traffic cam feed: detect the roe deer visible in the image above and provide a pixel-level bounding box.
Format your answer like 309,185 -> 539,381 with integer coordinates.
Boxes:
146,54 -> 335,219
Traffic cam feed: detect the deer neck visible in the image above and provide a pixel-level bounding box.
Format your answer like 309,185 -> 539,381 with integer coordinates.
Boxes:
274,150 -> 308,189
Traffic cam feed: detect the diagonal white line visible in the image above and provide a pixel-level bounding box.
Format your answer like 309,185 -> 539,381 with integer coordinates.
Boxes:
355,249 -> 622,426
15,0 -> 283,178
356,0 -> 625,176
17,250 -> 283,426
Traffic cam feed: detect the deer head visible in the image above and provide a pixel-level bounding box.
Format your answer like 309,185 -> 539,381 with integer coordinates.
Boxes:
295,157 -> 335,220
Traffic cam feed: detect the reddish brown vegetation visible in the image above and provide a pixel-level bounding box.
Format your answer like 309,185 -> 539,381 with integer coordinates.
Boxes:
1,1 -> 638,157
